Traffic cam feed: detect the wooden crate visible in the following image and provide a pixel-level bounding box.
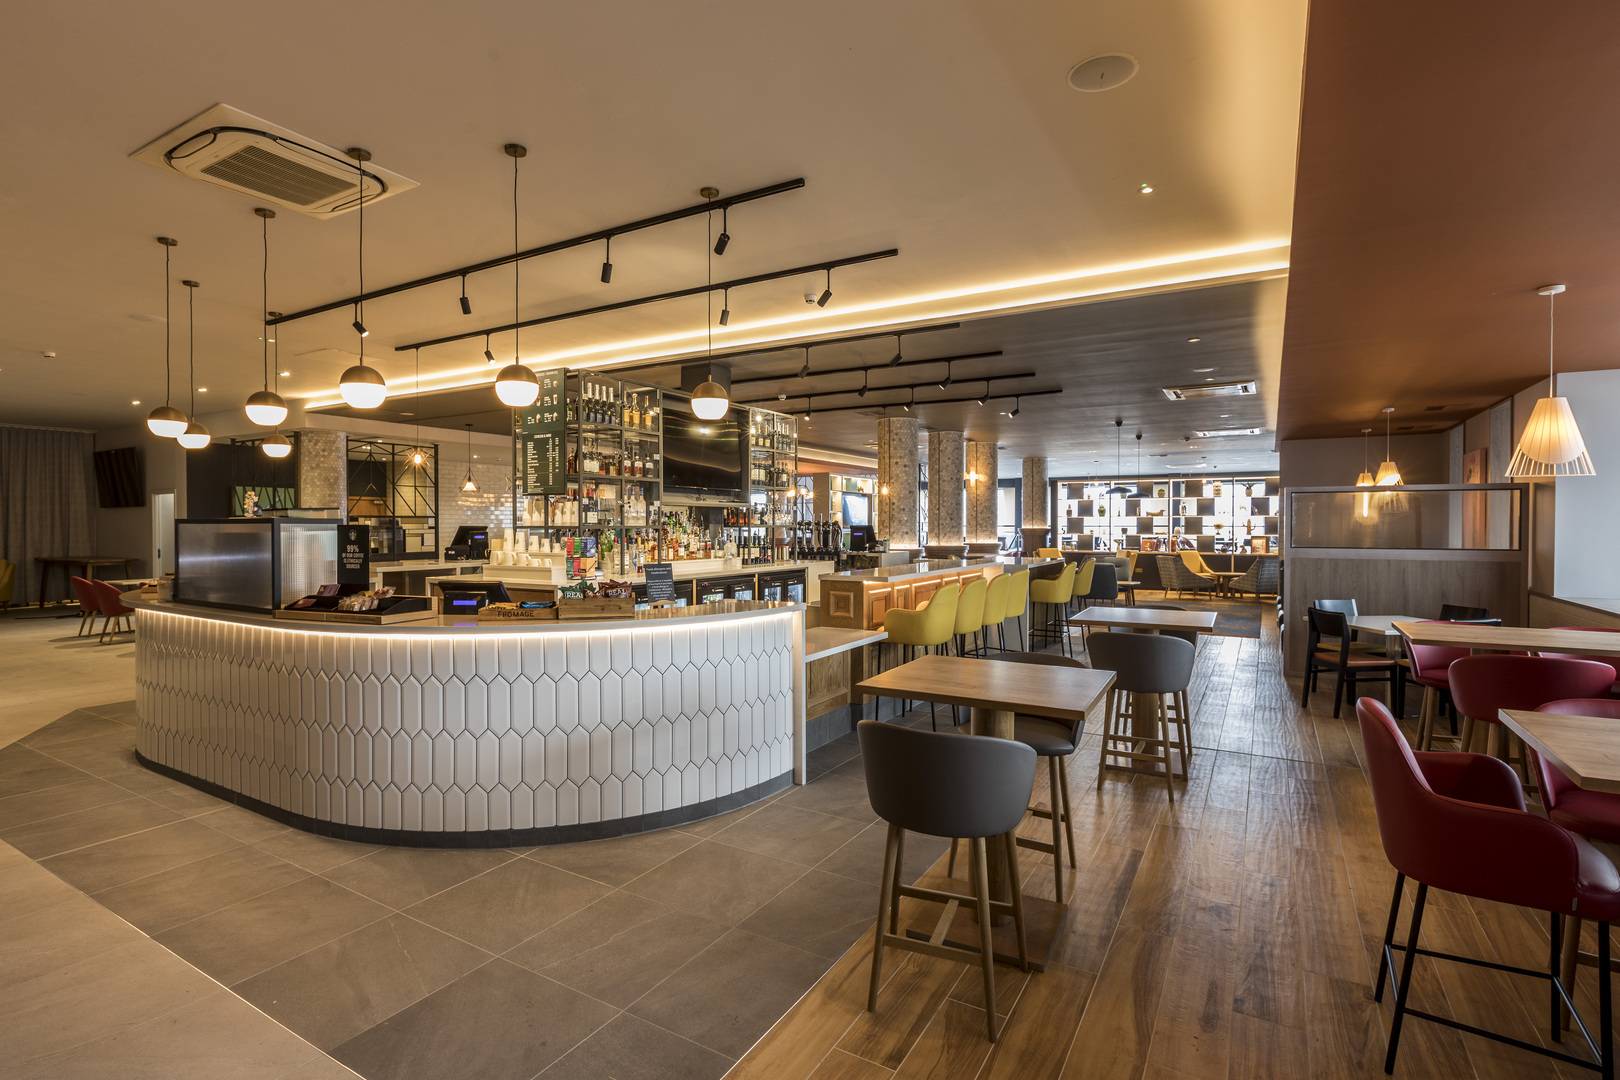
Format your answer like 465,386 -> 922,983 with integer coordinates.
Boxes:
476,603 -> 560,622
556,597 -> 636,620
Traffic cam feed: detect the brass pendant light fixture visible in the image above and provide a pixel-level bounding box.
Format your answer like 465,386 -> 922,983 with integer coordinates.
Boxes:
493,143 -> 540,408
260,311 -> 292,458
1508,283 -> 1595,478
339,148 -> 389,409
690,188 -> 730,421
461,423 -> 479,493
244,207 -> 289,426
145,237 -> 188,438
175,280 -> 211,450
1374,406 -> 1403,487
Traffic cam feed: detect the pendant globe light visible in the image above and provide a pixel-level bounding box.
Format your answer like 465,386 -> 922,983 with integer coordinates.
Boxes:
175,280 -> 212,450
145,237 -> 188,438
493,144 -> 541,408
1509,283 -> 1595,478
689,188 -> 730,421
338,148 -> 389,409
243,208 -> 289,426
1374,406 -> 1403,486
259,311 -> 292,458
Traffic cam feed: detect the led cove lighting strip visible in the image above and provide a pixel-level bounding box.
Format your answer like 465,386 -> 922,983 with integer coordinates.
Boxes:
301,240 -> 1289,408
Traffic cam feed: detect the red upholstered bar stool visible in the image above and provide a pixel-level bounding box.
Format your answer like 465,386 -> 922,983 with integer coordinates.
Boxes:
1404,621 -> 1469,751
1447,655 -> 1617,786
1541,628 -> 1620,695
1357,698 -> 1618,1077
1535,697 -> 1620,1031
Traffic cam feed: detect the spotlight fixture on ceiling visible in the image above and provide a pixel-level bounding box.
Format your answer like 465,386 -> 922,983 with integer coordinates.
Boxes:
976,380 -> 988,406
937,359 -> 952,391
890,334 -> 903,366
494,144 -> 540,408
798,346 -> 811,381
339,148 -> 388,409
713,205 -> 730,256
461,423 -> 478,492
483,334 -> 496,363
857,369 -> 869,398
146,236 -> 188,438
1374,406 -> 1403,486
718,287 -> 730,326
459,274 -> 472,315
600,236 -> 613,284
244,208 -> 289,427
1186,336 -> 1202,343
903,388 -> 914,413
690,199 -> 730,421
816,268 -> 833,307
176,280 -> 211,450
1138,182 -> 1154,195
1509,283 -> 1595,478
1000,396 -> 1021,418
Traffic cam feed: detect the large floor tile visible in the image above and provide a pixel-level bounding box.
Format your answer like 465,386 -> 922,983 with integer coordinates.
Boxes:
629,928 -> 832,1058
0,743 -> 86,797
41,816 -> 242,894
92,843 -> 310,934
321,845 -> 518,908
538,1013 -> 732,1080
0,937 -> 216,1062
0,793 -> 178,858
507,890 -> 727,1008
710,801 -> 867,867
622,840 -> 807,926
404,857 -> 610,953
156,875 -> 391,985
526,827 -> 699,886
0,890 -> 138,983
19,709 -> 130,751
235,914 -> 488,1051
738,868 -> 881,959
772,761 -> 877,823
331,959 -> 616,1080
814,820 -> 950,886
0,846 -> 84,926
0,774 -> 133,830
251,826 -> 380,874
8,987 -> 343,1080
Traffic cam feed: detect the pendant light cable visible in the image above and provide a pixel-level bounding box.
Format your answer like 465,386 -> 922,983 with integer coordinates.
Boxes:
492,145 -> 538,407
513,147 -> 520,363
262,212 -> 271,391
187,282 -> 197,420
1547,284 -> 1558,393
164,241 -> 173,406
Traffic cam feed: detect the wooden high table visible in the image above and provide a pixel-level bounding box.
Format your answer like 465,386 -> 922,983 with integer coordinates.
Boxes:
34,555 -> 133,608
1396,620 -> 1620,660
857,654 -> 1114,950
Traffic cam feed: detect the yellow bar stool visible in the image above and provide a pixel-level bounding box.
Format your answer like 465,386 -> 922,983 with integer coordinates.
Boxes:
1003,570 -> 1031,651
979,573 -> 1012,654
881,582 -> 961,729
953,575 -> 989,657
1028,563 -> 1075,656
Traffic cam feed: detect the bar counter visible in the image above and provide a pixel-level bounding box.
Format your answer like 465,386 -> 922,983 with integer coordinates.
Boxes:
126,594 -> 804,846
816,556 -> 1063,629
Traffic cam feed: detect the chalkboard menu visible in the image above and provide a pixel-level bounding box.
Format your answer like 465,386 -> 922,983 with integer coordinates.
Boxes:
643,562 -> 677,602
515,369 -> 567,495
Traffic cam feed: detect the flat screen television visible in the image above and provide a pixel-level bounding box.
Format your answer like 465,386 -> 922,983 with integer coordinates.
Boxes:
662,397 -> 747,501
93,447 -> 145,508
840,492 -> 870,527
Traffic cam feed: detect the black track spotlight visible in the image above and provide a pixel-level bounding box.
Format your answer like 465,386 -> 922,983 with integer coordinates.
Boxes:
718,288 -> 730,326
713,207 -> 730,256
483,333 -> 496,363
351,302 -> 368,338
458,275 -> 471,315
903,389 -> 914,412
816,268 -> 833,307
857,370 -> 868,398
798,346 -> 810,380
600,236 -> 613,284
890,334 -> 903,366
976,380 -> 988,406
1001,395 -> 1022,418
938,360 -> 952,391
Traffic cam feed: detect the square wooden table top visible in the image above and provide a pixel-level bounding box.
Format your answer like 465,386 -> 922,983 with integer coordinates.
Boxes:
856,654 -> 1115,724
1067,606 -> 1219,634
1348,614 -> 1422,637
1498,709 -> 1620,793
1395,621 -> 1620,658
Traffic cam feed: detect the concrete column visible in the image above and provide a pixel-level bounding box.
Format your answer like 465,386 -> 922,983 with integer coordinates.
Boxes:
927,430 -> 965,546
965,440 -> 998,543
876,416 -> 919,547
296,430 -> 347,512
1021,456 -> 1050,550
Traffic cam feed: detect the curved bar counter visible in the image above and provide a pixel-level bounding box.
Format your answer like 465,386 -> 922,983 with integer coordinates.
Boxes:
128,596 -> 805,846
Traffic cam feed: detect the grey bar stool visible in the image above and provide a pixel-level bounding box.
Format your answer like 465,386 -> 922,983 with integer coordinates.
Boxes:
1088,631 -> 1196,802
947,651 -> 1084,900
857,720 -> 1034,1042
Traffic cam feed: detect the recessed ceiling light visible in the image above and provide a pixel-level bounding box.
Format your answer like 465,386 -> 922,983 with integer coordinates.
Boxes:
42,351 -> 56,359
1138,183 -> 1154,195
1067,54 -> 1139,93
279,369 -> 292,377
1186,336 -> 1202,343
197,386 -> 209,393
1192,427 -> 1263,438
1193,367 -> 1215,373
130,399 -> 142,406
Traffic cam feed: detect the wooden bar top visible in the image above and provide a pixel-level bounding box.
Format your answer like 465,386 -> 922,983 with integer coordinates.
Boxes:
857,654 -> 1114,724
1499,708 -> 1620,793
1395,621 -> 1620,658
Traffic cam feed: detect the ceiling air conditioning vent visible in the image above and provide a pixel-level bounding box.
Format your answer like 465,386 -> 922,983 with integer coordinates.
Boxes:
131,103 -> 417,217
1160,380 -> 1257,401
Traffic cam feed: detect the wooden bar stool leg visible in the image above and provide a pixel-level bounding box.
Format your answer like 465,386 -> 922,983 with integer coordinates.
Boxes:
970,838 -> 999,1042
1047,756 -> 1064,901
1157,695 -> 1175,804
890,830 -> 906,932
1098,690 -> 1115,790
868,822 -> 901,1011
948,837 -> 959,879
1003,831 -> 1028,971
1058,756 -> 1077,868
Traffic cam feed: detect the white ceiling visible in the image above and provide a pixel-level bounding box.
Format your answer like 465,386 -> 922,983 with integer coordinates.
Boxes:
0,0 -> 1306,442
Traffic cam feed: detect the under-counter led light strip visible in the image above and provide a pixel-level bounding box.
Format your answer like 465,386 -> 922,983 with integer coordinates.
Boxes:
300,240 -> 1289,409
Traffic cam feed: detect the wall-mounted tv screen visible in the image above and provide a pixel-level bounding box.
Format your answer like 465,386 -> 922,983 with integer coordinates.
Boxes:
841,492 -> 870,527
662,397 -> 747,501
93,447 -> 145,508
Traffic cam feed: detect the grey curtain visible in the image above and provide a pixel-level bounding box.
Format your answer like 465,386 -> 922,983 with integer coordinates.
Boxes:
0,426 -> 97,604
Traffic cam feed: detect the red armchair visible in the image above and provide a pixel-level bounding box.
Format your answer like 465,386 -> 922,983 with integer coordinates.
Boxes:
68,575 -> 103,638
1358,697 -> 1617,1076
89,579 -> 133,643
1447,655 -> 1617,783
1403,620 -> 1470,751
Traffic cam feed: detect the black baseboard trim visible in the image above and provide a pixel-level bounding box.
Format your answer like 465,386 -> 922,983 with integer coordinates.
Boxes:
134,751 -> 792,848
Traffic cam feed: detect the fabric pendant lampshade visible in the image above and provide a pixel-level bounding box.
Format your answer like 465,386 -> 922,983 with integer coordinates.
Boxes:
1374,459 -> 1403,487
1508,395 -> 1593,477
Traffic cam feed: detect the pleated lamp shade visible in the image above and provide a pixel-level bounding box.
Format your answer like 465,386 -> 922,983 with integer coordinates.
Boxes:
1507,395 -> 1595,478
1374,459 -> 1403,487
1354,470 -> 1375,488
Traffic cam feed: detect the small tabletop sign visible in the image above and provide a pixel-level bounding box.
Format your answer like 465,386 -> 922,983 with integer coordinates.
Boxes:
337,524 -> 371,586
644,562 -> 677,602
516,369 -> 568,495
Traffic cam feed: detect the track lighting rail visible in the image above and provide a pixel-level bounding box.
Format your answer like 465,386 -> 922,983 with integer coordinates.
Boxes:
727,349 -> 1003,387
737,371 -> 1038,406
601,323 -> 961,378
267,178 -> 806,326
393,248 -> 899,353
776,386 -> 1063,417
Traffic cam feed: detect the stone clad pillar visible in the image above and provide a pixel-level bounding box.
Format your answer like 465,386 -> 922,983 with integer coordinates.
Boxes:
875,416 -> 919,548
965,440 -> 998,544
296,430 -> 347,512
1021,456 -> 1049,550
927,430 -> 965,547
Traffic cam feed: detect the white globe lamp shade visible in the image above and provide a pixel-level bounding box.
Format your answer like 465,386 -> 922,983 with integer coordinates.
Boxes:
176,421 -> 212,450
1507,396 -> 1595,478
494,363 -> 540,407
339,364 -> 388,409
244,390 -> 289,427
690,378 -> 729,420
260,433 -> 293,459
145,405 -> 188,439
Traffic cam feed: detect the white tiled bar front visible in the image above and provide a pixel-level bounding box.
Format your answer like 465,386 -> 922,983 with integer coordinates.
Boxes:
129,598 -> 804,844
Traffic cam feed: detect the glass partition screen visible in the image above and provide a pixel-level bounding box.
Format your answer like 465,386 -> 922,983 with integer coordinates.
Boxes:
1287,486 -> 1523,550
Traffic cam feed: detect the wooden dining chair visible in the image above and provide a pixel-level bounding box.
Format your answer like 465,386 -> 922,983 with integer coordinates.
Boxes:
1302,606 -> 1398,718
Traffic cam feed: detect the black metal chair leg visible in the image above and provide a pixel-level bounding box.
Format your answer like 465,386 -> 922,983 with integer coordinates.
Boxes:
1374,872 -> 1405,1003
1602,920 -> 1614,1080
1384,882 -> 1428,1074
1550,912 -> 1564,1043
